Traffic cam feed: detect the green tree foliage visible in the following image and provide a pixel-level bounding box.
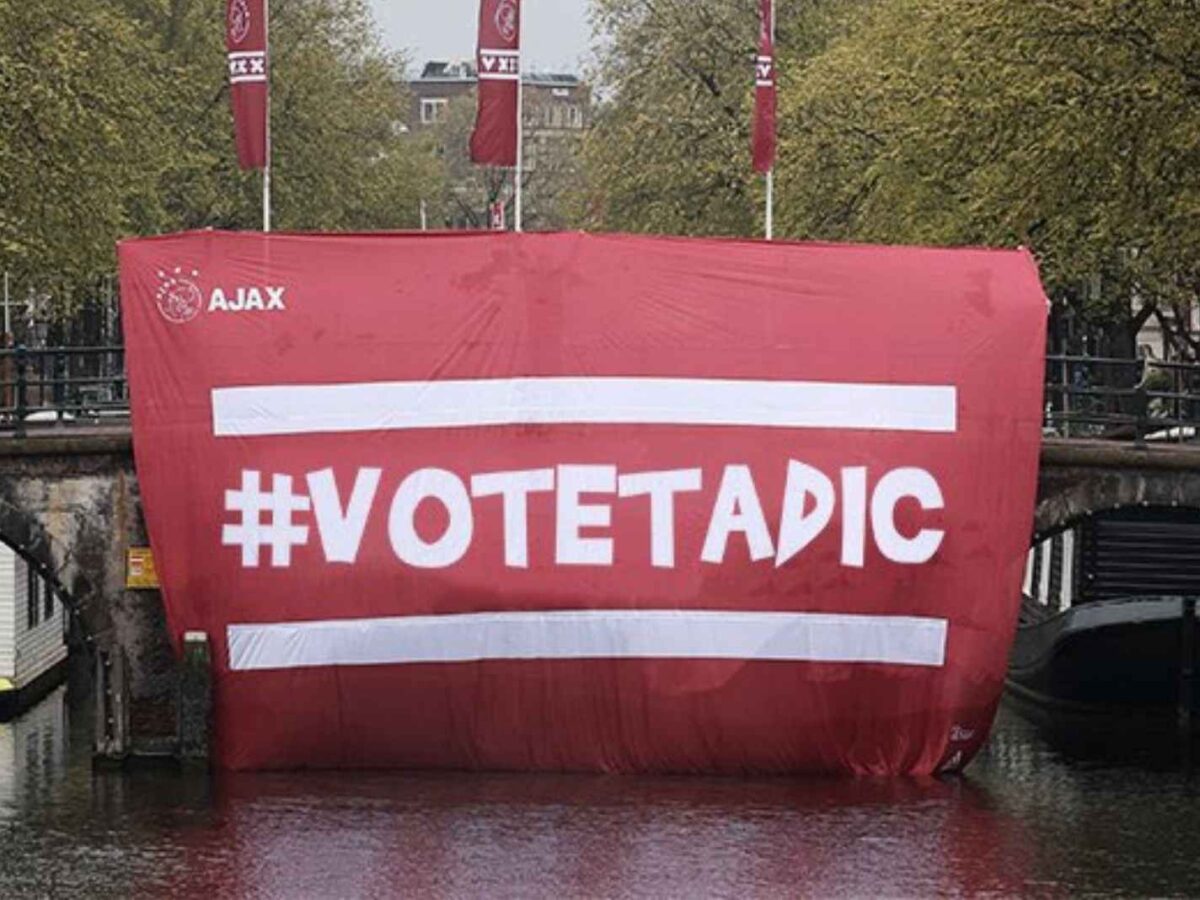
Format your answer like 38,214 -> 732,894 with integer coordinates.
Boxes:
583,0 -> 1199,348
237,0 -> 441,232
578,0 -> 863,236
777,0 -> 1200,341
579,0 -> 760,236
0,0 -> 165,292
431,91 -> 585,231
431,94 -> 511,229
1,0 -> 441,313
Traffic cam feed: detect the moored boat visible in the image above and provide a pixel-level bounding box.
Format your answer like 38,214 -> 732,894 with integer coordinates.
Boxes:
1008,507 -> 1200,725
1009,595 -> 1193,718
0,545 -> 66,722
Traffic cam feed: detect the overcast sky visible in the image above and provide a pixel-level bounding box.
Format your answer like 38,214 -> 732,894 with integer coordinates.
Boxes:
367,0 -> 592,74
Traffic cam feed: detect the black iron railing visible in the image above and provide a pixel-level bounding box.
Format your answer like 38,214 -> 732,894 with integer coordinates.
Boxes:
1044,354 -> 1200,443
0,346 -> 127,436
4,346 -> 1200,444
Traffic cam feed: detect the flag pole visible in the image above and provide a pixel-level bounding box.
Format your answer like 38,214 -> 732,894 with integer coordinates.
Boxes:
514,45 -> 524,232
764,0 -> 775,241
262,0 -> 272,233
766,172 -> 774,241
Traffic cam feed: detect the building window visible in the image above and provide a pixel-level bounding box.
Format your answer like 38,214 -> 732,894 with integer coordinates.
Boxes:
567,105 -> 582,129
420,98 -> 447,124
26,563 -> 40,629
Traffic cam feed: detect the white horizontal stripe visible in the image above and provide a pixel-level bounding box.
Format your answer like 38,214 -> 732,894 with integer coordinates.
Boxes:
228,51 -> 266,59
480,48 -> 520,56
478,73 -> 520,81
230,75 -> 268,84
756,80 -> 774,87
211,377 -> 957,437
227,610 -> 948,671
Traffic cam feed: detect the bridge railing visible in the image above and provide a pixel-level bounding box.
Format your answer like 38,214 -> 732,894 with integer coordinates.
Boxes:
1044,354 -> 1200,443
3,346 -> 1200,444
0,346 -> 128,436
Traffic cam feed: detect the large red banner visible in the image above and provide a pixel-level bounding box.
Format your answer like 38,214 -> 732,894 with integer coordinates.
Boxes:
470,0 -> 521,167
119,231 -> 1047,774
752,0 -> 777,174
226,0 -> 268,169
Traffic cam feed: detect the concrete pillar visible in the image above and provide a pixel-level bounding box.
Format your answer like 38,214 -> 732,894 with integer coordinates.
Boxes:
93,645 -> 129,765
177,631 -> 212,765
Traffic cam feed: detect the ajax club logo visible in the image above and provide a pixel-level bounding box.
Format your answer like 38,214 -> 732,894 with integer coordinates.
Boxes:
155,267 -> 203,324
154,266 -> 289,324
495,0 -> 518,42
228,0 -> 251,45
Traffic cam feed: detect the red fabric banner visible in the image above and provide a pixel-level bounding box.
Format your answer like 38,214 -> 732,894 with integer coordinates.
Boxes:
119,231 -> 1047,774
470,0 -> 521,167
226,0 -> 268,170
752,0 -> 777,174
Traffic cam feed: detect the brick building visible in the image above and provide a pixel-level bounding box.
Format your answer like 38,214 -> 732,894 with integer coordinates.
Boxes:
406,60 -> 589,229
407,60 -> 588,136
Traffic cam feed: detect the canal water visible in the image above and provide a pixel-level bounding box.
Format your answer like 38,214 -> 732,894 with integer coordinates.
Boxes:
2,687 -> 1200,898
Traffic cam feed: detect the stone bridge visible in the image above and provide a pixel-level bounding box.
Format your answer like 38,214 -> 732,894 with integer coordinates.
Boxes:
0,431 -> 175,749
1034,439 -> 1200,541
2,428 -> 1199,757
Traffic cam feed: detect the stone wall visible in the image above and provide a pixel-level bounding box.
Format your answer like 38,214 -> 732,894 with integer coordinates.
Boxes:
0,433 -> 175,726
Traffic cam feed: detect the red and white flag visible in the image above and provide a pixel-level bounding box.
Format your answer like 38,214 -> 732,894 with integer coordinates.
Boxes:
226,0 -> 269,170
752,0 -> 777,174
470,0 -> 521,167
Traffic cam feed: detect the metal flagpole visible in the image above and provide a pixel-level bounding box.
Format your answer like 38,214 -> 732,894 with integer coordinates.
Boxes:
766,172 -> 774,241
514,44 -> 524,232
263,0 -> 272,233
764,0 -> 775,241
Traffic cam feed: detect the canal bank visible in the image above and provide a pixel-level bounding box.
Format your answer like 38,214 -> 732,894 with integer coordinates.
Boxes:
3,685 -> 1200,897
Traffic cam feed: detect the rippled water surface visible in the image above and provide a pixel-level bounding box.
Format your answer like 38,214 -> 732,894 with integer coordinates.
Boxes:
3,687 -> 1200,898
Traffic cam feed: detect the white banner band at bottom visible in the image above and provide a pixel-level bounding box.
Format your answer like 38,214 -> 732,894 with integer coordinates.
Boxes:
227,610 -> 948,671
